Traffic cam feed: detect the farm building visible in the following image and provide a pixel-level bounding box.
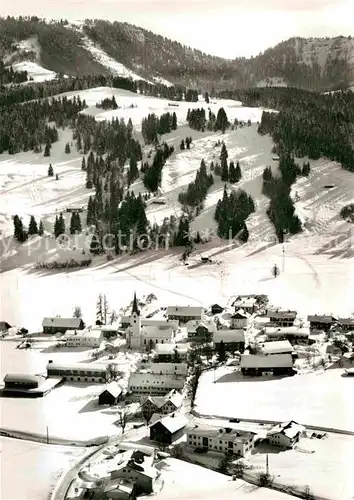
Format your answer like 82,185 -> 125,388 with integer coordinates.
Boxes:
46,361 -> 108,382
110,449 -> 157,495
149,414 -> 188,444
267,421 -> 306,448
2,373 -> 60,398
154,343 -> 189,362
42,317 -> 84,334
186,424 -> 255,457
307,315 -> 337,331
185,319 -> 216,343
211,304 -> 224,315
230,311 -> 249,329
338,318 -> 354,332
141,389 -> 183,420
104,478 -> 135,500
213,329 -> 245,352
64,328 -> 103,348
3,373 -> 40,390
258,340 -> 293,355
264,326 -> 310,345
167,306 -> 204,323
98,382 -> 123,405
128,372 -> 184,395
267,310 -> 297,327
240,354 -> 294,377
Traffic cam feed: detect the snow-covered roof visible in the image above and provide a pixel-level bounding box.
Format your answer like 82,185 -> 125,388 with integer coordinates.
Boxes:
100,325 -> 119,331
142,319 -> 179,328
101,381 -> 122,398
307,315 -> 337,323
231,311 -> 248,319
4,373 -> 40,385
141,389 -> 183,410
46,362 -> 107,373
260,340 -> 293,355
104,478 -> 135,494
185,319 -> 215,333
141,325 -> 175,339
67,328 -> 102,339
268,420 -> 305,439
338,318 -> 354,326
241,354 -> 293,368
129,372 -> 184,389
150,414 -> 188,434
42,317 -> 83,328
265,326 -> 310,337
213,329 -> 245,343
186,424 -> 255,443
155,343 -> 189,355
167,306 -> 204,317
267,310 -> 297,319
232,298 -> 257,307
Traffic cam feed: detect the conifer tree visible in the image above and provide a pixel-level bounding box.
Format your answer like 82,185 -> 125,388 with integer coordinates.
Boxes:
221,158 -> 229,182
229,161 -> 237,183
38,220 -> 44,236
48,164 -> 54,176
235,161 -> 242,182
172,112 -> 177,130
13,215 -> 26,243
90,231 -> 102,255
28,215 -> 38,235
44,142 -> 51,157
180,139 -> 185,150
127,154 -> 139,186
81,157 -> 86,171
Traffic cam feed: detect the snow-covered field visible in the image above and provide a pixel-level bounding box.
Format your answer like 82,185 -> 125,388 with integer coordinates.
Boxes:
246,434 -> 354,500
195,365 -> 354,432
152,458 -> 296,500
1,437 -> 85,500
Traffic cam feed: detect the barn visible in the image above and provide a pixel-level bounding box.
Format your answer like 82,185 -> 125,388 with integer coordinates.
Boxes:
98,382 -> 123,405
42,317 -> 84,334
149,414 -> 188,444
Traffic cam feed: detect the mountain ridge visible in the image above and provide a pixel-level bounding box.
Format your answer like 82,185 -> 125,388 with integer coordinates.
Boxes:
0,16 -> 353,91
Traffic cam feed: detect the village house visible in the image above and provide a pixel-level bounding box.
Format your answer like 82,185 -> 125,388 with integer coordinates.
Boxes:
42,317 -> 85,334
186,424 -> 255,457
46,361 -> 108,382
98,381 -> 123,406
141,389 -> 183,421
120,315 -> 131,329
64,328 -> 103,348
100,324 -> 119,339
155,343 -> 189,362
128,372 -> 185,395
267,309 -> 297,327
110,449 -> 157,495
232,297 -> 257,315
230,311 -> 249,329
104,478 -> 135,500
211,304 -> 224,315
213,329 -> 246,353
149,414 -> 188,445
258,340 -> 293,356
264,326 -> 310,345
185,319 -> 216,343
167,305 -> 204,323
149,362 -> 188,376
267,421 -> 306,448
307,314 -> 338,331
240,353 -> 295,377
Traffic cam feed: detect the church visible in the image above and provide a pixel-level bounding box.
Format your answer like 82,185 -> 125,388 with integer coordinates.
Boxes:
126,293 -> 177,350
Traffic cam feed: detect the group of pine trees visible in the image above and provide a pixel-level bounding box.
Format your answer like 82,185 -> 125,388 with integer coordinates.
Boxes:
0,61 -> 28,85
178,159 -> 214,209
214,186 -> 255,241
187,107 -> 229,133
262,153 -> 303,242
13,215 -> 44,242
143,142 -> 174,193
215,142 -> 242,183
141,112 -> 177,144
180,137 -> 192,150
96,96 -> 118,110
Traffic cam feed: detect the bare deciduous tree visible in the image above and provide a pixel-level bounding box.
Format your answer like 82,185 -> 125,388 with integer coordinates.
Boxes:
116,407 -> 134,434
73,305 -> 82,318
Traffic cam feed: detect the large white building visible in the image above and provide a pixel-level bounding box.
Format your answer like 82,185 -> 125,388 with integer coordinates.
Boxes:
128,372 -> 185,395
267,421 -> 306,448
64,328 -> 103,348
126,294 -> 177,350
186,424 -> 255,457
46,361 -> 108,382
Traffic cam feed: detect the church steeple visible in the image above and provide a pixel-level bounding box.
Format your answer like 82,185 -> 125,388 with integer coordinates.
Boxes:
132,292 -> 140,316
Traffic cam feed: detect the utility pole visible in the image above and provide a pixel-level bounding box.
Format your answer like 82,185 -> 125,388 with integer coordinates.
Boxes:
46,425 -> 49,444
266,453 -> 269,475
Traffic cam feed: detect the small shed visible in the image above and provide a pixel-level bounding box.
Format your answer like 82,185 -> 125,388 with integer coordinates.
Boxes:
211,304 -> 224,315
98,382 -> 122,405
149,414 -> 188,444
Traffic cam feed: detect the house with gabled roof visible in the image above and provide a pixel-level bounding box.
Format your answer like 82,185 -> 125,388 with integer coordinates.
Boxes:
232,297 -> 257,315
230,311 -> 249,329
338,318 -> 354,332
213,329 -> 245,352
186,424 -> 255,457
307,315 -> 338,331
185,319 -> 216,343
42,317 -> 84,334
128,372 -> 184,395
241,353 -> 294,376
167,305 -> 204,323
98,381 -> 123,406
258,340 -> 293,355
267,309 -> 297,327
267,420 -> 305,448
140,389 -> 183,420
149,413 -> 188,444
155,343 -> 189,362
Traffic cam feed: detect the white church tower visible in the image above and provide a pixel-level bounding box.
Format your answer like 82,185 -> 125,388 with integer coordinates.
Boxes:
127,292 -> 142,348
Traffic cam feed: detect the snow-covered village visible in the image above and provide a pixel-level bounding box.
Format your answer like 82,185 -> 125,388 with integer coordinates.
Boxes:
1,9 -> 354,500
